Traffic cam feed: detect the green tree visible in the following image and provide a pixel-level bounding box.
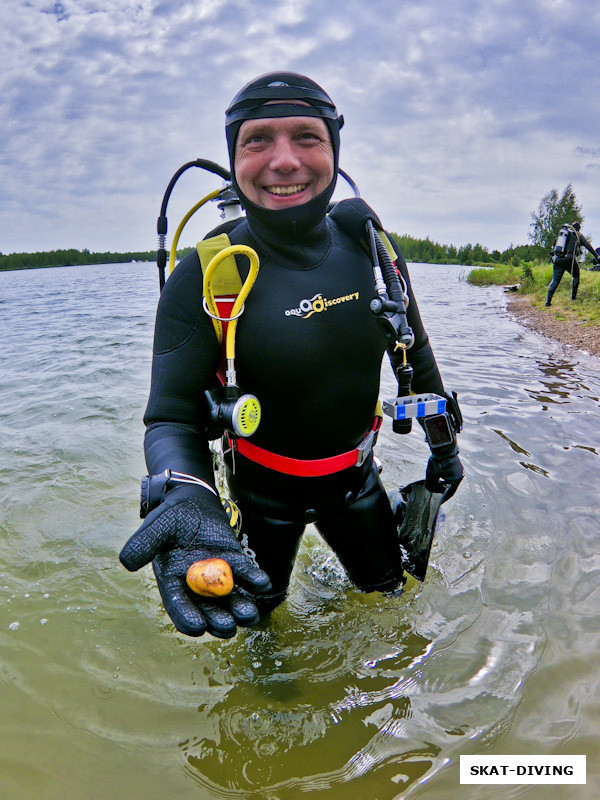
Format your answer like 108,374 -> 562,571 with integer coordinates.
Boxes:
529,184 -> 583,252
458,243 -> 473,264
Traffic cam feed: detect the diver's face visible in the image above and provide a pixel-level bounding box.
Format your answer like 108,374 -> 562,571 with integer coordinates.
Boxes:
234,116 -> 334,210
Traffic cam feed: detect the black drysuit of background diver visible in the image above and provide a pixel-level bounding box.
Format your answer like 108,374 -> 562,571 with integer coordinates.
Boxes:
120,72 -> 464,638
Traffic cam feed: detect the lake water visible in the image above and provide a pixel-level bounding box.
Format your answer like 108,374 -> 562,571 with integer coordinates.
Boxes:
0,261 -> 598,800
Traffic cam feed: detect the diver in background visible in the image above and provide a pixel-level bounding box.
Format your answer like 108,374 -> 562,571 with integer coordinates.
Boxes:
546,221 -> 597,306
120,72 -> 463,638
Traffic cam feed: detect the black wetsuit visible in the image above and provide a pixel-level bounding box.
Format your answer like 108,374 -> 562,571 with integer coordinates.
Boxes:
144,208 -> 445,605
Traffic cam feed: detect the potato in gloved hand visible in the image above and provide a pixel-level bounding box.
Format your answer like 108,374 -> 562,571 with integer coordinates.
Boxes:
119,484 -> 271,638
186,558 -> 234,597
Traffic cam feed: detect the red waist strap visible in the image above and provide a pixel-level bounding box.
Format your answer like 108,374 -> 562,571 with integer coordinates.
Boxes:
230,417 -> 381,477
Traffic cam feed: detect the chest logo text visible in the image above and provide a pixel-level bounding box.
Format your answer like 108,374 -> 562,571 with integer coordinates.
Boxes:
285,291 -> 360,319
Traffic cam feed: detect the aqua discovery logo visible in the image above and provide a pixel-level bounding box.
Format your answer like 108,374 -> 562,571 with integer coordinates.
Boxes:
284,291 -> 360,319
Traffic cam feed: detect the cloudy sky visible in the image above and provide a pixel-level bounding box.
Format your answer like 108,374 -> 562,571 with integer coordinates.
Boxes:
2,0 -> 599,256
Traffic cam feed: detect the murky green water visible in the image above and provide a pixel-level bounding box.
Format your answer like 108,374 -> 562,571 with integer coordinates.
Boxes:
1,262 -> 598,799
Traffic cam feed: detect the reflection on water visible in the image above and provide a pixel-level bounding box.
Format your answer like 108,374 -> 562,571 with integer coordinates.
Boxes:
0,263 -> 599,800
529,356 -> 588,405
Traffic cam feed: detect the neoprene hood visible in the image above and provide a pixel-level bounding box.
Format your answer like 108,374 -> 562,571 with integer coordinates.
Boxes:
225,72 -> 344,228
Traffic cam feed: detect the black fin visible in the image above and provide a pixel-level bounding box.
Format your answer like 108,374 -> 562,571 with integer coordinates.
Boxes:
394,480 -> 445,582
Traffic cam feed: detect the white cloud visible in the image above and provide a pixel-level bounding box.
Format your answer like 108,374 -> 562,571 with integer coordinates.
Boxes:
1,0 -> 600,254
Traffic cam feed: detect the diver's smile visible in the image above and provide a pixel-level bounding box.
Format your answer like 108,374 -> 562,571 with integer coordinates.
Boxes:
264,183 -> 309,196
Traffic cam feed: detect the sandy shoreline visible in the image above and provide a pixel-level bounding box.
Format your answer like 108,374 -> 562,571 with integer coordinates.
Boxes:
506,293 -> 600,358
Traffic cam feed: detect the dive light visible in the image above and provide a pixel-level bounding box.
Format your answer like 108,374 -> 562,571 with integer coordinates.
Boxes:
382,393 -> 447,426
382,389 -> 463,451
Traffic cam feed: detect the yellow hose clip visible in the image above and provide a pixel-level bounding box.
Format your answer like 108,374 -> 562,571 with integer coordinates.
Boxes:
394,340 -> 408,366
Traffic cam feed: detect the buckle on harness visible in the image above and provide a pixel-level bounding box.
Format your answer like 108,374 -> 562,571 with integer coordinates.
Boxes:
355,429 -> 376,466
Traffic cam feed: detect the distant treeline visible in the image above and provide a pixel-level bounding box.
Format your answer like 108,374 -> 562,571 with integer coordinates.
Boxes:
389,234 -> 546,267
1,238 -> 547,272
0,248 -> 154,271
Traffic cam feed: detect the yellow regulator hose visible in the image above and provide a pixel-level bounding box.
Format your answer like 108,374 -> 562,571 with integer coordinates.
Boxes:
202,244 -> 260,363
168,189 -> 223,275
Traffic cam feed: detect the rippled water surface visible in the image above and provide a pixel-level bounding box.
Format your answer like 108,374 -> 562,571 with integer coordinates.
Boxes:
1,262 -> 599,800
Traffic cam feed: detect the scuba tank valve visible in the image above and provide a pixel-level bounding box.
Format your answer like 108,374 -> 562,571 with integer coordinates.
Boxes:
217,185 -> 244,222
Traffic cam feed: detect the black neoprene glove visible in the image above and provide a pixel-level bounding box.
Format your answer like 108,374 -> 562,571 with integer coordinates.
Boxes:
120,485 -> 272,638
425,443 -> 464,501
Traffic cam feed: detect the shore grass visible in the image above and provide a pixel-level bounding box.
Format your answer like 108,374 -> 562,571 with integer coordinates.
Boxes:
467,261 -> 600,326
